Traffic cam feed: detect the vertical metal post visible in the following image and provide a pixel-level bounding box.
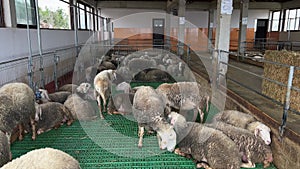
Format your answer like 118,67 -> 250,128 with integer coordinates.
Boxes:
73,0 -> 79,56
54,53 -> 59,91
25,0 -> 34,89
187,44 -> 190,66
35,0 -> 44,88
279,66 -> 294,138
208,9 -> 214,54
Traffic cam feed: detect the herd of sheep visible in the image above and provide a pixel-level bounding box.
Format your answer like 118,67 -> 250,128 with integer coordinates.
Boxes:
0,50 -> 274,169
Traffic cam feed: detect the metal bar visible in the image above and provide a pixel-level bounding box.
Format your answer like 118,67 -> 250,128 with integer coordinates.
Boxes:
220,61 -> 288,88
24,0 -> 34,89
279,66 -> 295,137
35,0 -> 45,88
220,73 -> 300,116
54,53 -> 59,91
73,0 -> 79,56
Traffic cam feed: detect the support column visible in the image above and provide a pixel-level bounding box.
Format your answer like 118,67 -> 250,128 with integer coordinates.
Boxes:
107,18 -> 113,45
35,0 -> 45,88
165,9 -> 171,51
212,0 -> 233,110
238,0 -> 249,59
73,0 -> 79,56
208,9 -> 214,53
177,0 -> 186,57
2,0 -> 17,27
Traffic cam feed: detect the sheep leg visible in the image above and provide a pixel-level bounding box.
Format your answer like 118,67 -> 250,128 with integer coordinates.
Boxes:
97,95 -> 104,119
174,148 -> 186,156
138,126 -> 144,148
18,124 -> 24,141
156,134 -> 162,149
240,149 -> 256,168
100,91 -> 107,113
197,108 -> 204,123
196,162 -> 212,169
30,117 -> 37,140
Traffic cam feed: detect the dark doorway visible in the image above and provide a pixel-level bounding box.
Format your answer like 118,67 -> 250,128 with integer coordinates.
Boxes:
255,19 -> 268,50
153,18 -> 164,48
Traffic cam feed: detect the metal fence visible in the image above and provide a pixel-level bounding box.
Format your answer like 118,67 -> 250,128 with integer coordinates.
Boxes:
0,45 -> 80,91
215,50 -> 300,137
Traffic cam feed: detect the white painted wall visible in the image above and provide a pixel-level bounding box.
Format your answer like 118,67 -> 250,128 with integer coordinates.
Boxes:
185,11 -> 208,28
0,28 -> 92,61
229,9 -> 269,28
102,8 -> 204,28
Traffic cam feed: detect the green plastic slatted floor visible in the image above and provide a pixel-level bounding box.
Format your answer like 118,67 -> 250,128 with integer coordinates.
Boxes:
10,82 -> 277,169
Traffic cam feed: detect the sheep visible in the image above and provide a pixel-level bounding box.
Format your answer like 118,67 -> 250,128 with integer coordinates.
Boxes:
168,112 -> 243,169
128,58 -> 156,74
208,121 -> 273,168
37,88 -> 51,101
96,61 -> 117,74
93,69 -> 116,119
34,102 -> 74,135
108,93 -> 134,115
0,82 -> 37,141
48,91 -> 72,104
58,84 -> 78,93
212,110 -> 272,145
166,61 -> 185,77
132,86 -> 176,151
156,82 -> 210,123
85,65 -> 98,83
116,66 -> 132,82
64,94 -> 97,121
75,82 -> 96,100
1,147 -> 81,169
106,82 -> 134,115
133,68 -> 176,83
0,131 -> 11,168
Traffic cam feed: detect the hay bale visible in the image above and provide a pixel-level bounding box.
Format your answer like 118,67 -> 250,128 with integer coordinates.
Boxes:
262,50 -> 300,112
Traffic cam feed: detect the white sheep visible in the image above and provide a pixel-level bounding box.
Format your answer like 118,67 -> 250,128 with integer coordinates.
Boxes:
64,94 -> 97,121
132,86 -> 176,151
1,147 -> 81,169
35,102 -> 74,135
156,82 -> 210,123
168,112 -> 244,169
128,57 -> 157,74
0,83 -> 37,140
93,69 -> 116,119
85,65 -> 97,83
212,110 -> 272,145
207,121 -> 273,168
0,131 -> 11,167
76,82 -> 96,100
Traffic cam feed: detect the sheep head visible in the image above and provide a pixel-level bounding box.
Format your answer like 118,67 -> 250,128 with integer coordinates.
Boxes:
156,123 -> 176,152
250,121 -> 271,145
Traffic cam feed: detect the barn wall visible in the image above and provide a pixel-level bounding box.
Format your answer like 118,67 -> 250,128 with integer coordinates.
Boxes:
0,28 -> 92,61
102,8 -> 269,51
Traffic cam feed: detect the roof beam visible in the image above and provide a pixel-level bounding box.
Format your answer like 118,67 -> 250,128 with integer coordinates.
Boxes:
282,0 -> 300,9
97,1 -> 283,11
97,1 -> 167,10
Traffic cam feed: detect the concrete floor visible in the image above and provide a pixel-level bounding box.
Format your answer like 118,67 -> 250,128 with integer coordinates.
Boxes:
188,51 -> 300,139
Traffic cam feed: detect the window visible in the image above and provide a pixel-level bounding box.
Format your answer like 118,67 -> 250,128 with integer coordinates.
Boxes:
284,9 -> 300,31
270,11 -> 280,31
0,0 -> 4,27
103,18 -> 107,31
86,6 -> 91,30
15,0 -> 36,26
78,3 -> 86,29
268,10 -> 282,32
38,0 -> 71,29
